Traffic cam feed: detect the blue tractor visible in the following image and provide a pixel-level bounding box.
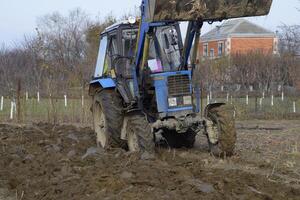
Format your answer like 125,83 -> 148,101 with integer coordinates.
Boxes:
89,0 -> 273,155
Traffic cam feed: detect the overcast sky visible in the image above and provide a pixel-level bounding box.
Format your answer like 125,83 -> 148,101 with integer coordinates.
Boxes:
0,0 -> 299,46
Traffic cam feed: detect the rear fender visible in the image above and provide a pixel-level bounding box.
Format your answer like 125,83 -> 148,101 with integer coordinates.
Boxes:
204,103 -> 226,119
89,78 -> 116,96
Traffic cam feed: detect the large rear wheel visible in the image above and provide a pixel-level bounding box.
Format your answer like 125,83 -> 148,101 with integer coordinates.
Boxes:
92,90 -> 127,149
126,113 -> 155,152
206,104 -> 237,157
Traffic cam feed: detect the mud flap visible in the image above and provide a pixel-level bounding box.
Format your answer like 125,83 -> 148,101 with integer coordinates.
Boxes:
204,103 -> 225,119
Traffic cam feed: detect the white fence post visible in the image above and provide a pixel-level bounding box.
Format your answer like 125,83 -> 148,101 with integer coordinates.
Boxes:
0,96 -> 3,111
207,95 -> 210,105
10,101 -> 14,119
246,94 -> 249,105
221,85 -> 224,92
271,95 -> 274,106
259,98 -> 263,107
81,95 -> 84,107
230,96 -> 233,105
13,101 -> 16,114
37,91 -> 40,103
262,92 -> 265,99
64,95 -> 67,107
226,93 -> 229,102
26,92 -> 29,101
293,102 -> 296,113
281,92 -> 284,101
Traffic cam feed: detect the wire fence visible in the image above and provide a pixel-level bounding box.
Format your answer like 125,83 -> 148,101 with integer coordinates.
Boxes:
0,88 -> 299,124
204,88 -> 300,120
0,92 -> 92,124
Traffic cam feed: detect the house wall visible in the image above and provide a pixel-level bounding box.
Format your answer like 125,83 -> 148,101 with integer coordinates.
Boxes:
230,37 -> 275,55
199,37 -> 277,57
199,40 -> 226,58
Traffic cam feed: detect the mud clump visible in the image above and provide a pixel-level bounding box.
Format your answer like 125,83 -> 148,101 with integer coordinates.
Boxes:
0,121 -> 300,200
150,0 -> 273,22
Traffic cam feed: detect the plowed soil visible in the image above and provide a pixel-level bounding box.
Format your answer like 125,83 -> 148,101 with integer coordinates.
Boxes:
0,121 -> 300,200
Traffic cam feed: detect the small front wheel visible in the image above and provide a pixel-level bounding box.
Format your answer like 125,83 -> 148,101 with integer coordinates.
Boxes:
92,90 -> 127,149
126,113 -> 155,152
92,95 -> 107,148
205,104 -> 237,157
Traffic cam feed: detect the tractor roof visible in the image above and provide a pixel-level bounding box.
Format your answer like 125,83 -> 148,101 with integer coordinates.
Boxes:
102,19 -> 139,34
104,20 -> 130,33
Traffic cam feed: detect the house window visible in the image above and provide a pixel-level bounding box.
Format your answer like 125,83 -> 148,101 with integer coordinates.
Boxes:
218,42 -> 224,56
210,48 -> 214,58
203,43 -> 208,57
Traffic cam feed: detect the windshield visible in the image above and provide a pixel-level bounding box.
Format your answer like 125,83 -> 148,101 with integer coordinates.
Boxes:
147,25 -> 182,73
122,28 -> 138,57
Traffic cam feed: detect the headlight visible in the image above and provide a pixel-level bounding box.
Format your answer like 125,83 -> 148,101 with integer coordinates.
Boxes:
183,96 -> 192,105
168,97 -> 177,107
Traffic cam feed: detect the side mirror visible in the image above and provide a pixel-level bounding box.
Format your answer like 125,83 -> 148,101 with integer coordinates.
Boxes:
169,29 -> 178,46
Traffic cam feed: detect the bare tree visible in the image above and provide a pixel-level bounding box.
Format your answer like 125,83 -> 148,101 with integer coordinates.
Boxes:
0,45 -> 31,97
277,25 -> 300,56
35,9 -> 92,94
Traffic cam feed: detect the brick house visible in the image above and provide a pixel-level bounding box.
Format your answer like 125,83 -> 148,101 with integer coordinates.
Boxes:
199,19 -> 278,58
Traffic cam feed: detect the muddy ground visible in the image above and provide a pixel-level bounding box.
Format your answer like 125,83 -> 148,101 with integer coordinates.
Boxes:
0,121 -> 300,200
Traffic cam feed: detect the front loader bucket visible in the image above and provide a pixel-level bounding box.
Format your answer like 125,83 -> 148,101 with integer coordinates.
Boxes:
146,0 -> 273,22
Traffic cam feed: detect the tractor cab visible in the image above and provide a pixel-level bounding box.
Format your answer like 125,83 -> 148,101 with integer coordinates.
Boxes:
92,20 -> 139,103
93,20 -> 139,79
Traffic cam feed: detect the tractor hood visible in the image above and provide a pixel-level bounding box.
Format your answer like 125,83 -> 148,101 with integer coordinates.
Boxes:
146,0 -> 273,22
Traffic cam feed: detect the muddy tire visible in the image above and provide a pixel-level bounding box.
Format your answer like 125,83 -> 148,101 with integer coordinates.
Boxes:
92,90 -> 127,149
206,104 -> 237,157
126,113 -> 155,152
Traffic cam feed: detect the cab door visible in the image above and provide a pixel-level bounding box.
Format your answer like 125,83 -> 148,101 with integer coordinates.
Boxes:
114,27 -> 139,103
94,33 -> 118,78
94,35 -> 108,78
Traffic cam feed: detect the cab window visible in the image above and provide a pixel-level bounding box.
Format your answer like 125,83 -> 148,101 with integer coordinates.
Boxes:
147,25 -> 181,73
94,36 -> 108,77
103,34 -> 118,75
122,29 -> 138,57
